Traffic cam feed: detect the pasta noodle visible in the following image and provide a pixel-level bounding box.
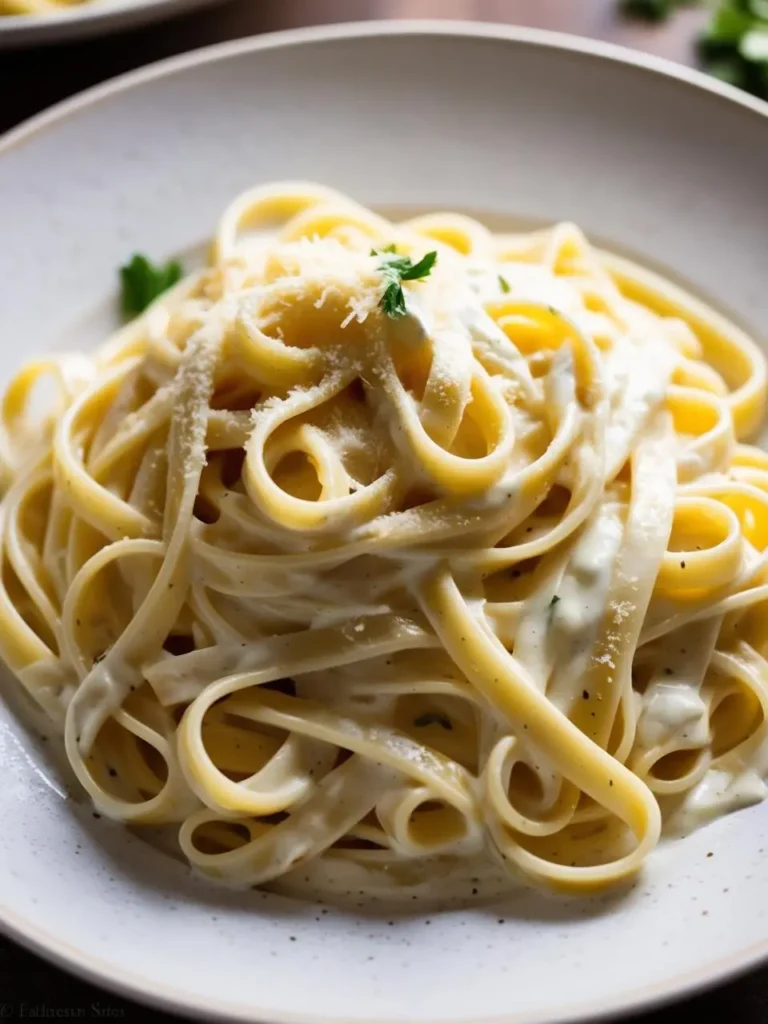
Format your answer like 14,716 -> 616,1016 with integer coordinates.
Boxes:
2,181 -> 767,901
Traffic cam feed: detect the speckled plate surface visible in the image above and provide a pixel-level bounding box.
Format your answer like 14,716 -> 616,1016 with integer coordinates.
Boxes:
0,0 -> 226,48
0,21 -> 767,1024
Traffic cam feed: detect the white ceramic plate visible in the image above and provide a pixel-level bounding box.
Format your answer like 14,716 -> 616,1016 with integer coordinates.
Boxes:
1,21 -> 767,1024
0,0 -> 226,48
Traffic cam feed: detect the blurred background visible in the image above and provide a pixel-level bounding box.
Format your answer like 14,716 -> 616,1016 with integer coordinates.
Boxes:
1,0 -> 767,1021
3,0 -> 758,133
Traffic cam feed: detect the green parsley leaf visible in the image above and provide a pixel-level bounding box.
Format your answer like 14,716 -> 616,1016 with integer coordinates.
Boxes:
498,274 -> 511,294
413,712 -> 453,730
380,256 -> 413,276
400,250 -> 438,281
375,249 -> 438,319
120,253 -> 183,320
380,281 -> 408,318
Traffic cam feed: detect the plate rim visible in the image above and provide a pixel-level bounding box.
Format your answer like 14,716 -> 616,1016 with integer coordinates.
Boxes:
1,19 -> 767,1024
1,18 -> 766,147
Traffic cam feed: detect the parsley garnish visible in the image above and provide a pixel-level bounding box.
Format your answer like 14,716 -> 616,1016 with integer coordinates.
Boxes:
399,252 -> 439,281
413,712 -> 453,730
373,248 -> 438,319
547,594 -> 561,626
120,253 -> 183,320
381,280 -> 408,318
498,274 -> 511,294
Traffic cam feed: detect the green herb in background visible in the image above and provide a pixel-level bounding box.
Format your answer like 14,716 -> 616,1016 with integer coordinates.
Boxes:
698,0 -> 768,98
373,248 -> 438,319
619,0 -> 768,99
620,0 -> 691,21
120,253 -> 183,319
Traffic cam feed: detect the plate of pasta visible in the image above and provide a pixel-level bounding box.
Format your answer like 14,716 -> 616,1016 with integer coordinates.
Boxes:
0,0 -> 225,47
0,20 -> 767,1024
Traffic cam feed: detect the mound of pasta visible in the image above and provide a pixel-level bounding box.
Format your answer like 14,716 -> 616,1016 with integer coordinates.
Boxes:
2,182 -> 767,901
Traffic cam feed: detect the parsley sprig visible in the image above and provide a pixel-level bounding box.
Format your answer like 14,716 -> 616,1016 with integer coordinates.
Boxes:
698,0 -> 768,98
372,247 -> 438,319
619,0 -> 768,99
120,253 -> 183,320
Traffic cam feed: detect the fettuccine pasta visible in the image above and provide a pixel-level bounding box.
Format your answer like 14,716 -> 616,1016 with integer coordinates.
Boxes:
2,182 -> 767,901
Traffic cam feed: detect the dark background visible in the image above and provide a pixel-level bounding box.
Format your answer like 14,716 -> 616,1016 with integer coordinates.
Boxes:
1,0 -> 767,1020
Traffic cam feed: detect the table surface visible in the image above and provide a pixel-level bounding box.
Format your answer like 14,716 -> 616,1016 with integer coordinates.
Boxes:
1,1 -> 767,1021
